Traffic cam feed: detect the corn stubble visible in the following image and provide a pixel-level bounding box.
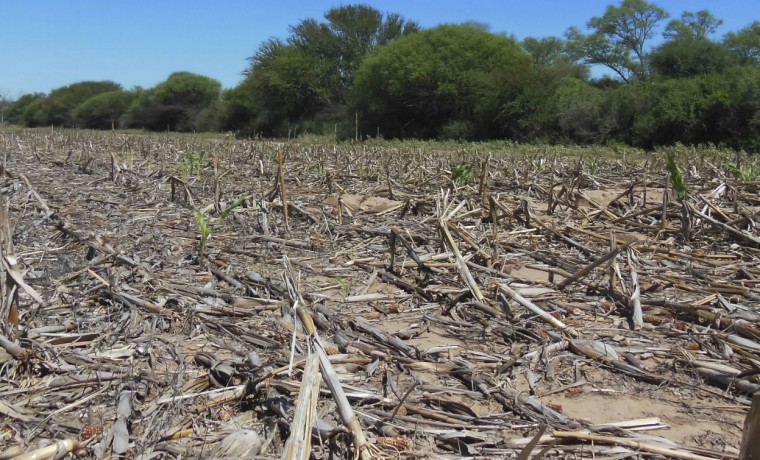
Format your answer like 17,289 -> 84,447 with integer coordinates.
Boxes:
0,128 -> 757,458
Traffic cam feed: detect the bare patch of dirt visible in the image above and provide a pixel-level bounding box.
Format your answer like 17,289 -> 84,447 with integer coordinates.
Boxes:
547,391 -> 743,448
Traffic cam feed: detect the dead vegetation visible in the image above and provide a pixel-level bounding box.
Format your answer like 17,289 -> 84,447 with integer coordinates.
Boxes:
1,128 -> 759,459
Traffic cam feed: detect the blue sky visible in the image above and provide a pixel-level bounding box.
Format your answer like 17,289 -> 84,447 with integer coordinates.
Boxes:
0,1 -> 755,97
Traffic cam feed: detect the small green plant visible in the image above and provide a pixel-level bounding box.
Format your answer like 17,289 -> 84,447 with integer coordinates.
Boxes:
727,161 -> 755,182
533,157 -> 547,173
334,277 -> 350,296
588,157 -> 600,175
665,152 -> 687,199
451,163 -> 475,186
220,194 -> 248,220
180,151 -> 205,178
194,210 -> 212,259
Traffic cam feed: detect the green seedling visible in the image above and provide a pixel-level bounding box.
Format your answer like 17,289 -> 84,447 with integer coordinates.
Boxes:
192,151 -> 205,174
665,152 -> 687,199
727,162 -> 755,182
220,194 -> 249,220
588,158 -> 600,175
180,151 -> 205,178
194,210 -> 212,259
533,158 -> 547,173
334,277 -> 350,296
451,163 -> 475,186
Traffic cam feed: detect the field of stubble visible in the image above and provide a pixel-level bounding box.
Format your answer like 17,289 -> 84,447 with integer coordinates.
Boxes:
0,128 -> 757,459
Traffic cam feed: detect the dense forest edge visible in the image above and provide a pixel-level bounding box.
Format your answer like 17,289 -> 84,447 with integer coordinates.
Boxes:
1,0 -> 759,151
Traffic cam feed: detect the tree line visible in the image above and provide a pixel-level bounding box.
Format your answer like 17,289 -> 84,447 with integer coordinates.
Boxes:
4,1 -> 760,150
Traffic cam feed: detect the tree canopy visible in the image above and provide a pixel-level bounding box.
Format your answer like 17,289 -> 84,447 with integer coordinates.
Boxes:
237,4 -> 418,136
36,81 -> 122,127
522,37 -> 572,67
126,72 -> 222,132
352,24 -> 533,140
566,0 -> 668,82
73,90 -> 136,130
724,21 -> 760,65
649,36 -> 738,78
5,93 -> 45,126
663,9 -> 722,40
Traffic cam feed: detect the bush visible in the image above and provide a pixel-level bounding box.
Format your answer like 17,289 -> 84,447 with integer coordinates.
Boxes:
352,24 -> 533,140
37,81 -> 122,127
126,72 -> 222,132
650,38 -> 738,78
5,93 -> 45,125
72,90 -> 135,129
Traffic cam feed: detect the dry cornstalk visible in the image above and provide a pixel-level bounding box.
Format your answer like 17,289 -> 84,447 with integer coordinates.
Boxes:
499,284 -> 578,338
110,151 -> 120,181
628,249 -> 643,330
283,257 -> 371,460
553,431 -> 720,460
281,353 -> 321,460
10,439 -> 84,460
213,156 -> 221,215
689,201 -> 760,247
278,147 -> 289,230
2,254 -> 43,305
556,240 -> 634,290
439,220 -> 485,303
0,196 -> 17,330
0,332 -> 23,359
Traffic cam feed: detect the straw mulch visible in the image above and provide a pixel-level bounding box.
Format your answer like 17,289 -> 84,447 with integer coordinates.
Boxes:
0,129 -> 757,459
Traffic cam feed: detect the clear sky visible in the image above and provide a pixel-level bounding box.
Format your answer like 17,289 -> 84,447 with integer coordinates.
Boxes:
0,1 -> 755,97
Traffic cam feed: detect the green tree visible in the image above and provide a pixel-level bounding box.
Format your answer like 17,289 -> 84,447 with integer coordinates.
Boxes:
244,39 -> 331,135
522,36 -> 570,66
37,81 -> 122,127
650,38 -> 737,78
724,21 -> 760,65
219,82 -> 256,133
566,0 -> 668,82
352,24 -> 532,140
21,97 -> 46,127
553,76 -> 648,146
632,70 -> 760,149
239,4 -> 418,136
554,79 -> 607,143
5,93 -> 44,125
290,4 -> 419,98
72,90 -> 135,129
633,77 -> 707,146
718,66 -> 760,150
653,11 -> 730,78
127,72 -> 221,131
522,36 -> 589,80
663,9 -> 722,40
508,69 -> 583,142
192,98 -> 225,132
